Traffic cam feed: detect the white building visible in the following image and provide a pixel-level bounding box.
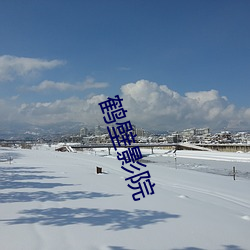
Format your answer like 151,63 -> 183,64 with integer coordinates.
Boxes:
136,127 -> 145,137
95,125 -> 102,136
80,127 -> 88,137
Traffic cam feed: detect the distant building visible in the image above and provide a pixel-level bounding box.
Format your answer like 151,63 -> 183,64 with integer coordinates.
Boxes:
213,131 -> 233,143
108,123 -> 136,137
80,127 -> 88,137
181,128 -> 196,138
196,128 -> 210,136
136,127 -> 145,137
95,125 -> 102,136
167,132 -> 181,143
179,128 -> 210,142
181,128 -> 209,137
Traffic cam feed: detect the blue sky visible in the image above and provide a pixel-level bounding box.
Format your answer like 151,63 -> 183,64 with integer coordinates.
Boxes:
0,0 -> 250,131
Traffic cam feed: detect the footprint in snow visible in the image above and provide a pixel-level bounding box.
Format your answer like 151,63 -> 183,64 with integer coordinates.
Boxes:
241,215 -> 250,221
178,195 -> 189,199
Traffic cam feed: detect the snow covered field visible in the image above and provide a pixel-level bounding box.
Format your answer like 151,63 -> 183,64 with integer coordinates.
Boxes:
0,146 -> 250,250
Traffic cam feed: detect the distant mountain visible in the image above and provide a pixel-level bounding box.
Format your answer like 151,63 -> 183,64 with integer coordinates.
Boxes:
0,121 -> 88,140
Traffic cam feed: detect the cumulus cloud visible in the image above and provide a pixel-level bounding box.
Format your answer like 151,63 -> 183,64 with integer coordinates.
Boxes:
29,77 -> 109,92
120,80 -> 248,131
17,95 -> 107,125
0,55 -> 65,82
2,79 -> 250,131
185,90 -> 228,104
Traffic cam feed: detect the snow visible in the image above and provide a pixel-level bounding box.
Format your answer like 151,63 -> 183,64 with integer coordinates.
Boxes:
1,146 -> 250,250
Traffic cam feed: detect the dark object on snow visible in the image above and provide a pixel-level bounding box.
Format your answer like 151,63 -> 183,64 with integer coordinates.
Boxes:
232,166 -> 236,180
96,166 -> 102,174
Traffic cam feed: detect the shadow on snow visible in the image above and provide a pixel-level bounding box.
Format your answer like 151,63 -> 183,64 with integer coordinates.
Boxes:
172,245 -> 246,250
107,247 -> 135,250
0,166 -> 72,190
2,208 -> 180,230
0,191 -> 120,203
0,166 -> 49,174
223,245 -> 246,250
0,150 -> 23,161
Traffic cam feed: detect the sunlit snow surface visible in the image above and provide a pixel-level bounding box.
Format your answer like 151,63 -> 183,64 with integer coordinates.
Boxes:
0,146 -> 250,250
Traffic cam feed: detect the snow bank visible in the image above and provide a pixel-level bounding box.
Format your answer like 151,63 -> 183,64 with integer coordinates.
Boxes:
0,146 -> 250,250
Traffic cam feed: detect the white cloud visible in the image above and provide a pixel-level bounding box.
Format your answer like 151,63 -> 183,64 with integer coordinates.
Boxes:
117,66 -> 131,71
17,95 -> 107,125
29,77 -> 109,92
120,80 -> 242,130
1,79 -> 250,131
0,55 -> 65,82
185,90 -> 223,105
30,80 -> 71,91
0,99 -> 23,122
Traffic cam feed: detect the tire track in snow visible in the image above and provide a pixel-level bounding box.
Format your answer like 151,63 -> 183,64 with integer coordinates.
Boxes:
153,177 -> 250,209
173,184 -> 250,209
89,151 -> 250,211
